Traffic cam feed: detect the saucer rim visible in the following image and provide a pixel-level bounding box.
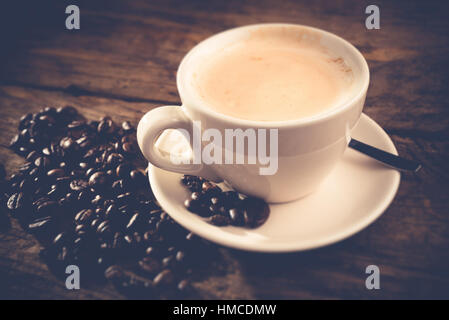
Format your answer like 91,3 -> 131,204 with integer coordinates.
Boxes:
148,113 -> 401,252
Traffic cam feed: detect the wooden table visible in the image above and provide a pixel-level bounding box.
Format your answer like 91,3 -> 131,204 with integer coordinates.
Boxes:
0,0 -> 448,299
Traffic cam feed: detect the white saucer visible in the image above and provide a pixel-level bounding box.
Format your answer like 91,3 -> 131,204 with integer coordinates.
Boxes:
148,113 -> 400,252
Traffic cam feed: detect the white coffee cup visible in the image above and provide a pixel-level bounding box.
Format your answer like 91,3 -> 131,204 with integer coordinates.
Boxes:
137,24 -> 369,203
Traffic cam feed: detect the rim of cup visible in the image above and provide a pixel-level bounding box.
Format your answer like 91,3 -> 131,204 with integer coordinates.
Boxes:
177,23 -> 370,128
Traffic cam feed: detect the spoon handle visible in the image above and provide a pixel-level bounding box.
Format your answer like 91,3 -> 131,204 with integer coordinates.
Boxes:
348,138 -> 422,172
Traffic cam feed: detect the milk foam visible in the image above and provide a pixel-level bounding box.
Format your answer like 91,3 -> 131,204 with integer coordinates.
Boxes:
193,32 -> 354,121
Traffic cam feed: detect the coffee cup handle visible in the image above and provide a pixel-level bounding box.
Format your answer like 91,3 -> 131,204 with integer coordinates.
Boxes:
137,106 -> 221,181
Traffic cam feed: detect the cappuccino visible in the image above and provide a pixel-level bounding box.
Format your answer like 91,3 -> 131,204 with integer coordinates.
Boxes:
194,30 -> 354,121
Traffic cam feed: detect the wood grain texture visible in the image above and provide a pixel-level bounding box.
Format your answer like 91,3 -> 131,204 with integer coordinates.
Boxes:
0,0 -> 448,299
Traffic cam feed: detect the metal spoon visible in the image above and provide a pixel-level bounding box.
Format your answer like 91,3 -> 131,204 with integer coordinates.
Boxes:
348,138 -> 422,172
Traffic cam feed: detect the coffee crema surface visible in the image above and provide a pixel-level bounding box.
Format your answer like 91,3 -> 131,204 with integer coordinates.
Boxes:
193,33 -> 354,121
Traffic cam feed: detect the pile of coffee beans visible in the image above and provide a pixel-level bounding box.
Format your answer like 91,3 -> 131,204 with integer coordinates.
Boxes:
2,106 -> 214,297
182,175 -> 270,228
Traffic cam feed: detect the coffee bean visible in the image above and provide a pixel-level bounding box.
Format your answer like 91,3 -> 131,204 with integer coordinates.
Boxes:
70,179 -> 88,191
183,191 -> 211,217
210,196 -> 221,206
75,209 -> 94,224
118,203 -> 131,214
242,210 -> 254,227
181,175 -> 203,192
41,147 -> 51,156
105,203 -> 119,219
213,203 -> 229,215
33,197 -> 49,207
53,232 -> 69,247
97,220 -> 111,234
121,135 -> 136,144
18,178 -> 34,194
201,181 -> 218,194
36,200 -> 59,216
75,224 -> 88,235
17,147 -> 29,157
95,207 -> 104,216
34,157 -> 51,170
28,216 -> 53,232
107,153 -> 124,167
88,171 -> 108,189
241,197 -> 270,228
208,214 -> 231,226
139,257 -> 162,275
19,113 -> 33,130
130,170 -> 146,186
55,246 -> 71,263
121,121 -> 134,132
112,180 -> 126,194
38,114 -> 56,127
126,213 -> 142,230
25,150 -> 39,162
191,191 -> 203,201
78,190 -> 94,203
116,163 -> 131,179
42,106 -> 57,116
67,120 -> 86,130
104,265 -> 124,282
175,251 -> 185,262
56,106 -> 78,121
138,199 -> 158,212
121,142 -> 137,155
55,176 -> 71,187
91,194 -> 104,206
112,232 -> 125,250
47,168 -> 65,179
116,192 -> 133,206
26,167 -> 39,179
18,163 -> 34,175
162,255 -> 175,268
65,192 -> 77,202
83,148 -> 98,161
153,269 -> 174,287
145,246 -> 154,255
133,232 -> 143,244
76,136 -> 92,149
60,137 -> 75,150
177,279 -> 189,291
79,162 -> 89,170
222,191 -> 241,209
102,198 -> 114,208
85,167 -> 96,178
123,234 -> 134,246
90,218 -> 102,230
50,141 -> 63,154
228,208 -> 244,226
184,198 -> 200,212
98,117 -> 115,135
7,192 -> 26,212
9,134 -> 23,151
